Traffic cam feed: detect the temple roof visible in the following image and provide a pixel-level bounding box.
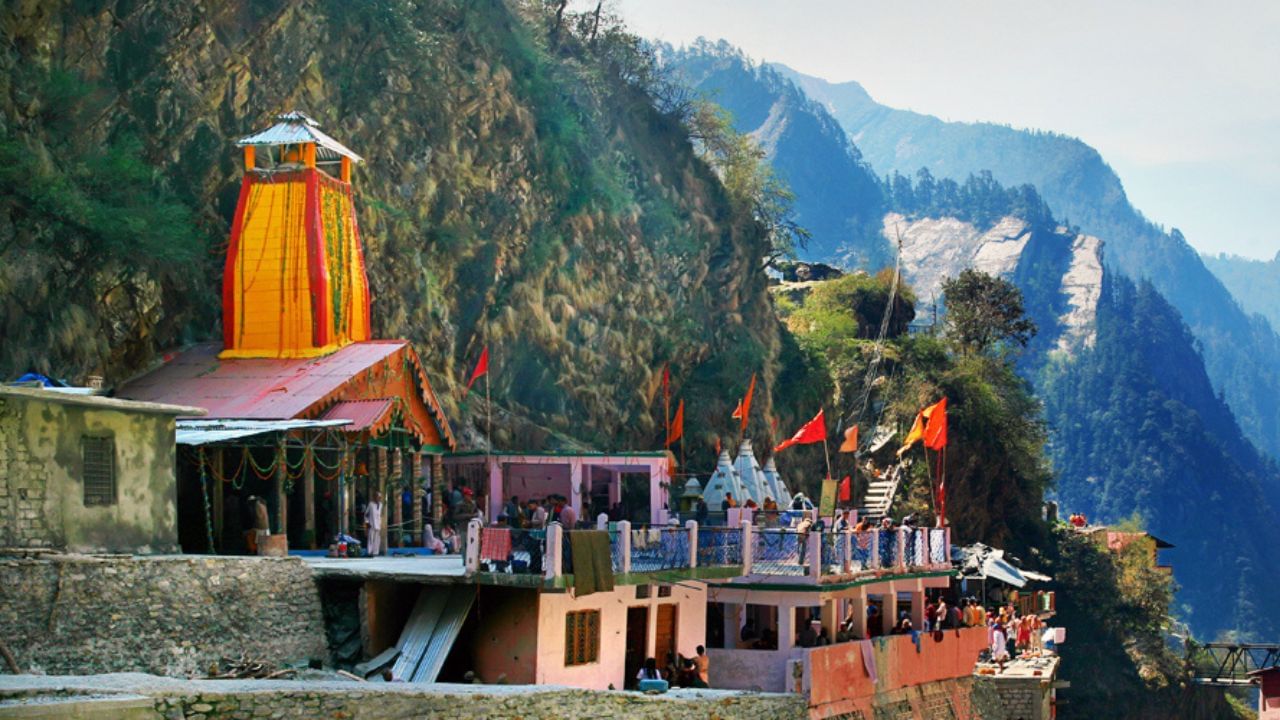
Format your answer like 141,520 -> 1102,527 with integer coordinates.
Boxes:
115,341 -> 454,449
236,111 -> 364,163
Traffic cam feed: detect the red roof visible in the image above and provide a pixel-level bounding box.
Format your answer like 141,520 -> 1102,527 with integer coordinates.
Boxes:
116,341 -> 455,448
320,399 -> 395,435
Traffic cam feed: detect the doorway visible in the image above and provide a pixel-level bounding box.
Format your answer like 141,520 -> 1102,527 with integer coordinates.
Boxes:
625,606 -> 648,689
655,603 -> 678,667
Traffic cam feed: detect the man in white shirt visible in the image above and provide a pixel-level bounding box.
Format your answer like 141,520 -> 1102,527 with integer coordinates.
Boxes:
364,491 -> 383,557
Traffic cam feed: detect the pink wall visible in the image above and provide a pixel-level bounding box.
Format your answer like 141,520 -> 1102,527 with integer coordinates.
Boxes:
504,464 -> 570,505
470,586 -> 540,685
707,647 -> 804,693
1261,668 -> 1280,719
535,583 -> 707,690
805,627 -> 988,717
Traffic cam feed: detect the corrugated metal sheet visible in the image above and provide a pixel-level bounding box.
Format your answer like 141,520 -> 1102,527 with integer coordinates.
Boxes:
175,418 -> 350,445
320,399 -> 395,434
115,341 -> 456,449
117,341 -> 401,420
391,589 -> 448,681
411,586 -> 475,683
236,111 -> 364,163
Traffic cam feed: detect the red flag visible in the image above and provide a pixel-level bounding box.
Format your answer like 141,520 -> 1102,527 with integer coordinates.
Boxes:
731,399 -> 743,421
838,475 -> 852,502
666,399 -> 684,447
740,373 -> 757,431
774,409 -> 827,453
838,424 -> 859,453
466,346 -> 489,393
715,436 -> 722,454
923,397 -> 948,450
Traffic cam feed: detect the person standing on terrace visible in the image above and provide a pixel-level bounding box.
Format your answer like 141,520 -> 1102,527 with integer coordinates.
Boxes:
557,499 -> 578,529
364,491 -> 384,557
527,498 -> 547,529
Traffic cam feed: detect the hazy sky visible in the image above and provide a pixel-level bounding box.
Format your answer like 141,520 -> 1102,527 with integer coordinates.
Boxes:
614,0 -> 1280,259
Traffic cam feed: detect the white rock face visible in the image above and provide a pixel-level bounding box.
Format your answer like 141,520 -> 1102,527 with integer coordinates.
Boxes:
884,212 -> 1031,304
883,213 -> 1103,355
1057,233 -> 1103,352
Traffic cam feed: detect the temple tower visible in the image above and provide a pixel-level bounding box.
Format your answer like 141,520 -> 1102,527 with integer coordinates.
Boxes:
221,111 -> 372,358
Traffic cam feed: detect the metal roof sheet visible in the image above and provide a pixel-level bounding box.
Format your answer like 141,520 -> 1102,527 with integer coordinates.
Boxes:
320,398 -> 395,435
116,341 -> 456,450
117,342 -> 408,419
176,418 -> 350,445
236,111 -> 364,163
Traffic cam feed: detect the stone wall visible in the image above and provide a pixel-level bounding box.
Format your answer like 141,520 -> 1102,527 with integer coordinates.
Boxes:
0,555 -> 326,676
0,674 -> 809,719
978,675 -> 1052,720
0,388 -> 183,553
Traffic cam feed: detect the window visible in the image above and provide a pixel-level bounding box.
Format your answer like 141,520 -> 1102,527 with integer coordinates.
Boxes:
657,585 -> 672,598
635,585 -> 651,599
82,436 -> 116,506
565,610 -> 600,666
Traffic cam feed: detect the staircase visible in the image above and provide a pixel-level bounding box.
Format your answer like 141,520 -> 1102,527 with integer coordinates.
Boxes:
857,463 -> 902,522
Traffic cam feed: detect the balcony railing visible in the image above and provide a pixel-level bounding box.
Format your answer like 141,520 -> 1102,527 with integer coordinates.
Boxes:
465,520 -> 951,582
631,527 -> 691,572
697,526 -> 744,566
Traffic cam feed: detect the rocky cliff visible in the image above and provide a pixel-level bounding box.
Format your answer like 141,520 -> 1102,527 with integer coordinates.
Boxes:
887,213 -> 1102,355
0,1 -> 817,452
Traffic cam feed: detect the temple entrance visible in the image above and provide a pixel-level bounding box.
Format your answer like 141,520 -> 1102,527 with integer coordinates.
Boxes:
624,606 -> 649,689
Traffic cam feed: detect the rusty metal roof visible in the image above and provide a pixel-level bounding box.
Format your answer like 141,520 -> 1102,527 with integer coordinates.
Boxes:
236,111 -> 364,163
114,341 -> 456,450
116,342 -> 404,419
320,398 -> 396,435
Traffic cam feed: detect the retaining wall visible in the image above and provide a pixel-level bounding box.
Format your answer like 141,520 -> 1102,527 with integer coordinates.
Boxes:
0,555 -> 326,676
0,673 -> 807,719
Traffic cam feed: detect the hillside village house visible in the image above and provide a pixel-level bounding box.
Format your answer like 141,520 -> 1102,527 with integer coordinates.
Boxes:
0,384 -> 204,554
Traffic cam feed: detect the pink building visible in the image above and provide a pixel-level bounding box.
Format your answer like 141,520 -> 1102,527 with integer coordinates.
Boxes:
443,450 -> 672,526
1254,667 -> 1280,719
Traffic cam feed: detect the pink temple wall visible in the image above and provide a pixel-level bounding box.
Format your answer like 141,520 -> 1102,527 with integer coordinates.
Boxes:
534,583 -> 706,690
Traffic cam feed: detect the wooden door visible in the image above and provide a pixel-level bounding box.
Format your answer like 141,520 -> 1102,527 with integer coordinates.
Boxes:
655,603 -> 678,669
625,606 -> 648,689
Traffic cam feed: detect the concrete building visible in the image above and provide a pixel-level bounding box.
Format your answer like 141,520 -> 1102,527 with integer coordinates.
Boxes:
0,385 -> 204,553
443,450 -> 672,526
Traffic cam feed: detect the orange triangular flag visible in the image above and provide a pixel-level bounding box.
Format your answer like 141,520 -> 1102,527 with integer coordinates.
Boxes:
666,399 -> 684,447
731,399 -> 743,420
740,373 -> 756,431
923,397 -> 948,450
466,346 -> 489,393
774,409 -> 827,453
839,424 -> 859,453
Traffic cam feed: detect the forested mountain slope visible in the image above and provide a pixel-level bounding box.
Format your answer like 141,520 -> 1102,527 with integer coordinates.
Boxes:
779,63 -> 1280,468
1204,251 -> 1280,331
662,40 -> 890,267
662,41 -> 1279,641
0,1 -> 822,453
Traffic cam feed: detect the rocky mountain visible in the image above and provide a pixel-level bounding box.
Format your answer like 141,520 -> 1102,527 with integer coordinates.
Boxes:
778,63 -> 1280,469
887,213 -> 1103,356
0,1 -> 824,454
1204,251 -> 1280,331
661,39 -> 890,267
667,41 -> 1280,642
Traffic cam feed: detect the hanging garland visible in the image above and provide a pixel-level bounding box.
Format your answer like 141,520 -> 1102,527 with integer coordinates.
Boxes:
198,448 -> 216,554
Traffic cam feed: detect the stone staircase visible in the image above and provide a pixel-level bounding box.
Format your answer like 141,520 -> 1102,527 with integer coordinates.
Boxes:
856,463 -> 902,522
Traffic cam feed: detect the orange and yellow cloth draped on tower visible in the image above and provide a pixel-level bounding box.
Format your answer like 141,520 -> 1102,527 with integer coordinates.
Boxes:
220,168 -> 371,359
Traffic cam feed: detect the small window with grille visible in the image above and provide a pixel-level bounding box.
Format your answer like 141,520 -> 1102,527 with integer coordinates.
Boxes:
564,610 -> 600,666
657,584 -> 673,598
82,436 -> 116,506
